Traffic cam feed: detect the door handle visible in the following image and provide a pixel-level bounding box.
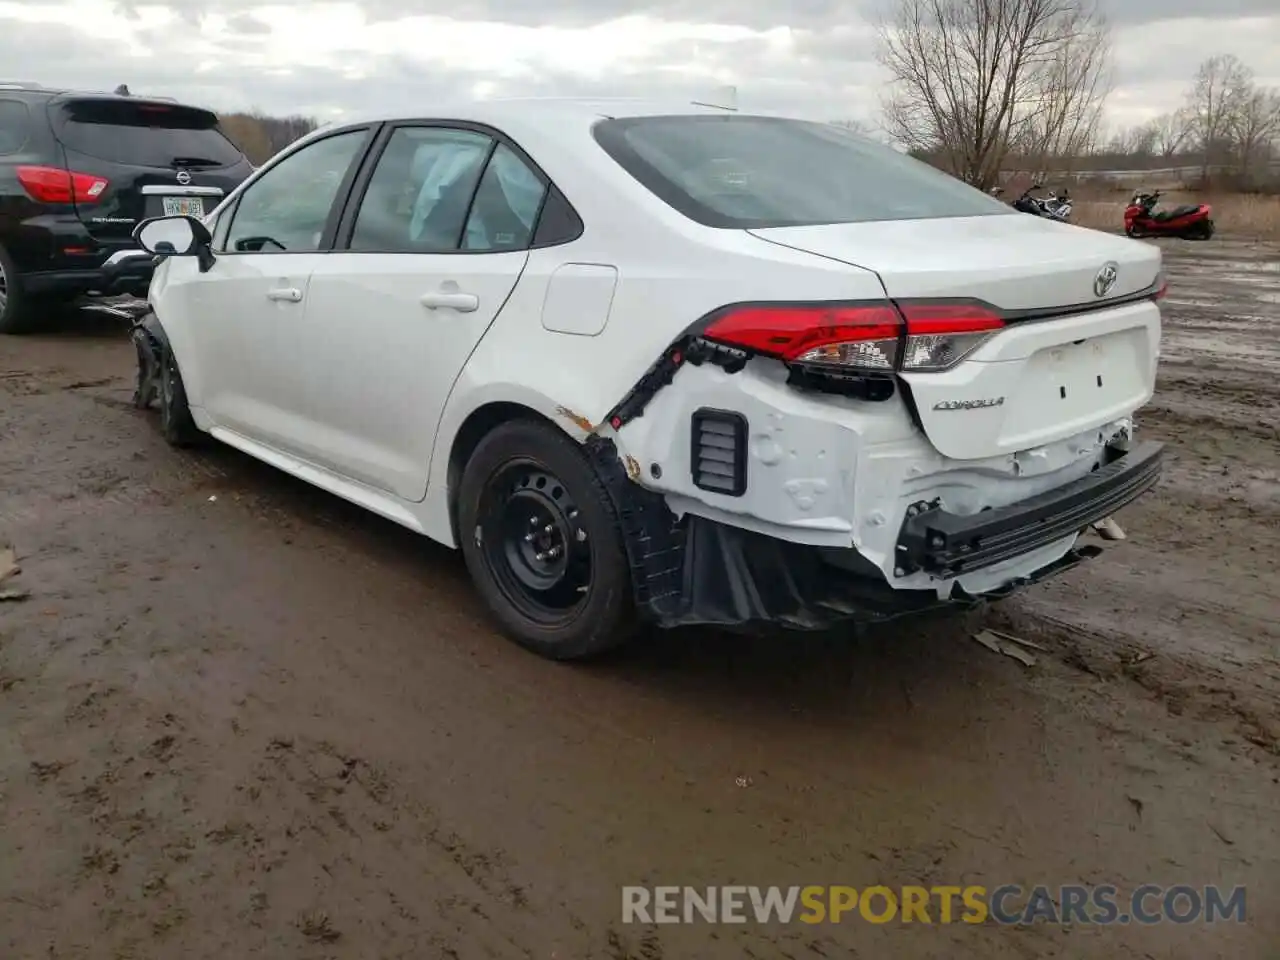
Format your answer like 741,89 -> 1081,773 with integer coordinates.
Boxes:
266,287 -> 303,303
420,292 -> 479,313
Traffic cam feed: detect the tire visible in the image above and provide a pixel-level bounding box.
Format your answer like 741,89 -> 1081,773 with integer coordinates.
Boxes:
158,342 -> 202,447
0,243 -> 38,335
457,418 -> 637,660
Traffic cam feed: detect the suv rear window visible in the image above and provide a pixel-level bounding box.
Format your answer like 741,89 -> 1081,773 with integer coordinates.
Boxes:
0,99 -> 31,155
53,99 -> 245,169
592,115 -> 1013,229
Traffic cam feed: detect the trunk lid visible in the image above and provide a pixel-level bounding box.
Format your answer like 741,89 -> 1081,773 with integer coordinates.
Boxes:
750,215 -> 1163,460
48,96 -> 252,247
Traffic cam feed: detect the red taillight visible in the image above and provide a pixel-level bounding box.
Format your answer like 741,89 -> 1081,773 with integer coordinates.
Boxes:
16,165 -> 109,204
1153,273 -> 1169,301
702,303 -> 903,370
699,300 -> 1004,374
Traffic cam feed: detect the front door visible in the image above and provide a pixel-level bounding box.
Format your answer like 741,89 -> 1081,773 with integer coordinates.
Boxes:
184,127 -> 372,458
298,126 -> 550,502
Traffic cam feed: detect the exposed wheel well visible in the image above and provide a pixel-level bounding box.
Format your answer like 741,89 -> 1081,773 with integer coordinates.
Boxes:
446,401 -> 560,545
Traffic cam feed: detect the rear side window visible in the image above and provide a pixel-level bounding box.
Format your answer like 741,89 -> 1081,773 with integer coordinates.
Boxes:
349,126 -> 493,253
593,115 -> 1013,229
0,100 -> 31,155
461,143 -> 548,252
53,99 -> 245,169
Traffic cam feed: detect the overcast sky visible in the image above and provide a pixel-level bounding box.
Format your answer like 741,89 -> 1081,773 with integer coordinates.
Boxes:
1,0 -> 1277,132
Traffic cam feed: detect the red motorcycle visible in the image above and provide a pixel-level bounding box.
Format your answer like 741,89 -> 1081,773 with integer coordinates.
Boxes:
1124,190 -> 1214,240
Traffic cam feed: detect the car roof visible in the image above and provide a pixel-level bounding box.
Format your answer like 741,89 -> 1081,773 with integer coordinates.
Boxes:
0,82 -> 186,108
318,97 -> 758,132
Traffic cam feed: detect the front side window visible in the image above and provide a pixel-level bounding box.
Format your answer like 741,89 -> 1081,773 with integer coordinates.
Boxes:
349,127 -> 493,253
224,129 -> 367,253
592,115 -> 1015,229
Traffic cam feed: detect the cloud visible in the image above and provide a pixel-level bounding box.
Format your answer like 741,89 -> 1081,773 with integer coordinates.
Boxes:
224,12 -> 269,35
0,0 -> 1275,134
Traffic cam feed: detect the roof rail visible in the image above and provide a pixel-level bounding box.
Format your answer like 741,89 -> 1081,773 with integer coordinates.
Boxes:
0,80 -> 45,90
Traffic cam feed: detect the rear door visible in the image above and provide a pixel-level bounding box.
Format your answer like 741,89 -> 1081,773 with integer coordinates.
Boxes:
46,96 -> 252,248
299,123 -> 546,501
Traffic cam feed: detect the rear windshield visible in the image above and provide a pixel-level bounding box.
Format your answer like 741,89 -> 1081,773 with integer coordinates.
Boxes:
0,99 -> 31,155
53,99 -> 245,169
592,115 -> 1013,229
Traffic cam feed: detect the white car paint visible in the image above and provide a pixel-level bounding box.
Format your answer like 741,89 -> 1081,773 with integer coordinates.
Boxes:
144,98 -> 1164,619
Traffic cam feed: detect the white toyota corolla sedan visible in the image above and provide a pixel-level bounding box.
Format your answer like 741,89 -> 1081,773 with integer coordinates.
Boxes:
130,99 -> 1165,660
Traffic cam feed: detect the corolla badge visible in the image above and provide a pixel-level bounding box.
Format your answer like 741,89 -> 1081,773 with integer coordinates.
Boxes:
933,397 -> 1005,411
1093,261 -> 1119,298
176,169 -> 192,185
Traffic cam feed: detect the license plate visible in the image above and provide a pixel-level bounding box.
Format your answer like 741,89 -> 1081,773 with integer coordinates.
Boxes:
162,197 -> 204,218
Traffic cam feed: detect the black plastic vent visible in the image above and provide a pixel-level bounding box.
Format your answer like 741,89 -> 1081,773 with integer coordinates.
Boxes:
690,408 -> 748,497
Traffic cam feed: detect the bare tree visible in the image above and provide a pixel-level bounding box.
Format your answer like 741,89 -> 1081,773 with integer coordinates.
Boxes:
876,0 -> 1112,189
1148,109 -> 1192,160
1185,54 -> 1253,178
1106,123 -> 1155,157
1229,87 -> 1280,179
1013,14 -> 1111,178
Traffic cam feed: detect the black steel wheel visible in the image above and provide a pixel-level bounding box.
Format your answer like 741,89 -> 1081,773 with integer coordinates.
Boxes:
457,418 -> 635,660
480,464 -> 592,620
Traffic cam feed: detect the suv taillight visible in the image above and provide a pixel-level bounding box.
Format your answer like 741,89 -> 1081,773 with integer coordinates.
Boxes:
700,301 -> 1004,374
16,165 -> 109,204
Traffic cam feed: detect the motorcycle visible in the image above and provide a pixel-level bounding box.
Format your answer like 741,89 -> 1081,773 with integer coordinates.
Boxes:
1039,188 -> 1072,222
1124,190 -> 1214,240
1001,183 -> 1072,221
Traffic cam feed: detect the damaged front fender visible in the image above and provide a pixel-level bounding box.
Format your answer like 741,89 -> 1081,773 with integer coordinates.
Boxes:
131,309 -> 168,412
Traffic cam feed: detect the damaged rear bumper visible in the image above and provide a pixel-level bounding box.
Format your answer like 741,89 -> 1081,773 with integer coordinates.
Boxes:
586,436 -> 1157,631
895,440 -> 1164,578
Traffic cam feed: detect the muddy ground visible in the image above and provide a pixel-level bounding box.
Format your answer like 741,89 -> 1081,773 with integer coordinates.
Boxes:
0,239 -> 1277,959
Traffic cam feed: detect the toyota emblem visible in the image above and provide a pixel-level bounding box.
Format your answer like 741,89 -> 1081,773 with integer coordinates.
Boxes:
176,169 -> 192,185
1093,262 -> 1118,298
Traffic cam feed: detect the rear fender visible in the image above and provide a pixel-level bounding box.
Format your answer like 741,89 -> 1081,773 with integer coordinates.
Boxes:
422,380 -> 606,547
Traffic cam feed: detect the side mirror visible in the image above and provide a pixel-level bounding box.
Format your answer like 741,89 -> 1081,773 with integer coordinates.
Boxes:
134,215 -> 215,272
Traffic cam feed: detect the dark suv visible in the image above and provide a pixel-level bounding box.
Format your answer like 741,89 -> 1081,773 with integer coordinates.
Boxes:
0,83 -> 254,333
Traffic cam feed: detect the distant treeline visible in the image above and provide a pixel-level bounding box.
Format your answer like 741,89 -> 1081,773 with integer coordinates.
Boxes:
217,111 -> 319,165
